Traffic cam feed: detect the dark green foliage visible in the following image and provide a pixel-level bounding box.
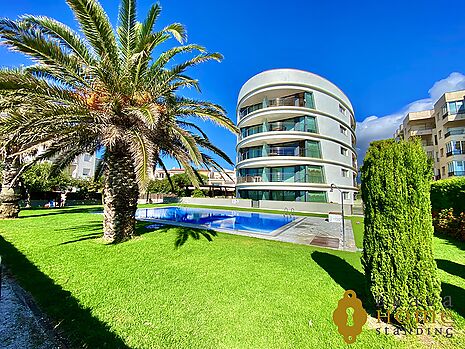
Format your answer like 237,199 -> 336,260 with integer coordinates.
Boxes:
22,162 -> 75,192
191,188 -> 206,198
433,208 -> 465,241
430,177 -> 465,214
147,173 -> 208,196
361,139 -> 442,329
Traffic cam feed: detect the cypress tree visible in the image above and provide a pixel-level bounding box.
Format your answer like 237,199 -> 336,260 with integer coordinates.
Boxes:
361,139 -> 442,329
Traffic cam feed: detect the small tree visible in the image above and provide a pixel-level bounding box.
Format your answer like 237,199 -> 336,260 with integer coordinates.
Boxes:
361,139 -> 442,328
22,162 -> 75,192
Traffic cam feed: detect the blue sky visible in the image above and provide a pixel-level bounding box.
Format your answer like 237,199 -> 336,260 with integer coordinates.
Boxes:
2,0 -> 465,169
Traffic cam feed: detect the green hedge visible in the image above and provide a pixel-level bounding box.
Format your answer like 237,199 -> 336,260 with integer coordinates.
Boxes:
430,177 -> 465,214
361,139 -> 442,329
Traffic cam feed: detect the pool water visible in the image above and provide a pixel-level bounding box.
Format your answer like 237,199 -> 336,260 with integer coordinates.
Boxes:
135,206 -> 295,234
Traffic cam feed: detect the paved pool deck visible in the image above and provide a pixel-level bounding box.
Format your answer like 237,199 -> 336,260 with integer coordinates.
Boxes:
217,216 -> 357,252
142,215 -> 357,252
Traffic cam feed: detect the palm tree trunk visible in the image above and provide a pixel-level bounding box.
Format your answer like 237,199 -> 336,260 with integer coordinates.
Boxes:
0,156 -> 21,219
103,143 -> 139,242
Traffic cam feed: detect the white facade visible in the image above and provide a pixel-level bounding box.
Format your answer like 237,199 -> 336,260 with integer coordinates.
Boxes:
70,153 -> 98,179
235,69 -> 357,204
30,145 -> 99,179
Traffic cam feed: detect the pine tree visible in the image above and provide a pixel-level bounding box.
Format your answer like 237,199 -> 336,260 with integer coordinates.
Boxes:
361,139 -> 442,329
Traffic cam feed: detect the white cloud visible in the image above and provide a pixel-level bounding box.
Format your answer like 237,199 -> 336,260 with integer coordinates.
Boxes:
356,72 -> 465,163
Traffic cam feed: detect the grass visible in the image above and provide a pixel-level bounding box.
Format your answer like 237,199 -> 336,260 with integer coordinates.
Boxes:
0,205 -> 464,348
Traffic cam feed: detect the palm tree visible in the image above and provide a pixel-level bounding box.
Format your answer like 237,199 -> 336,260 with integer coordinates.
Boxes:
0,0 -> 237,241
0,145 -> 21,219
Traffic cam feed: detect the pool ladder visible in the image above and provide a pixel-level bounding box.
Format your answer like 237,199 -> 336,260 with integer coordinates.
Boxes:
283,207 -> 295,219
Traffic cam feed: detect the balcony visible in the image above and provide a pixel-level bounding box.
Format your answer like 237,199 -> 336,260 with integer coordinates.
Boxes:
239,116 -> 318,140
445,130 -> 465,138
448,171 -> 465,177
268,146 -> 303,157
446,150 -> 465,157
409,128 -> 433,137
237,175 -> 263,184
239,92 -> 309,119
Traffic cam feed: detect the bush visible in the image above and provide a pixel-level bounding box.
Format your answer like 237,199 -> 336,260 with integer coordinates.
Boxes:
430,177 -> 465,215
433,208 -> 465,240
191,189 -> 206,198
361,139 -> 442,329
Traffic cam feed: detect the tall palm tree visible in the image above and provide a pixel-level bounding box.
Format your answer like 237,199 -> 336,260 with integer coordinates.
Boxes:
0,145 -> 21,219
0,0 -> 237,241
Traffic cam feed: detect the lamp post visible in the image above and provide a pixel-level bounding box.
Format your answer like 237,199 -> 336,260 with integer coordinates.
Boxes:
330,183 -> 345,250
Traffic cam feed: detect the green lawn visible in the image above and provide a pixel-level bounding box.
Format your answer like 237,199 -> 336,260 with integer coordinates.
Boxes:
0,206 -> 464,348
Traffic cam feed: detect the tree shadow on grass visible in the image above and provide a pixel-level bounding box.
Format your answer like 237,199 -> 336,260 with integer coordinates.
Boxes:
441,282 -> 465,319
0,235 -> 130,348
437,259 -> 465,280
20,207 -> 98,219
141,223 -> 218,248
311,251 -> 374,312
434,232 -> 465,252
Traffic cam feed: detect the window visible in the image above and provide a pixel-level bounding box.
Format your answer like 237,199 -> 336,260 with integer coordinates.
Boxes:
436,152 -> 439,162
82,168 -> 91,176
448,160 -> 465,176
448,100 -> 465,115
341,169 -> 349,177
305,116 -> 318,133
340,125 -> 348,135
270,166 -> 299,182
434,135 -> 438,145
307,166 -> 325,183
342,192 -> 350,200
239,146 -> 262,160
340,147 -> 348,156
304,92 -> 315,109
440,148 -> 444,157
305,140 -> 321,158
339,104 -> 347,115
241,124 -> 262,138
442,166 -> 446,175
306,191 -> 327,203
446,140 -> 465,156
439,130 -> 442,139
84,153 -> 92,162
238,168 -> 263,182
442,104 -> 448,117
271,190 -> 305,202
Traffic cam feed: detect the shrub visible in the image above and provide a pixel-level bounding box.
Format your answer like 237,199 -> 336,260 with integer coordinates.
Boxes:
191,189 -> 206,198
361,139 -> 442,329
430,177 -> 465,215
433,208 -> 465,240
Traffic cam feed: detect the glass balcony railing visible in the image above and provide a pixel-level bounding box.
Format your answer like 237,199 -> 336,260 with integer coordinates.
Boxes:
448,171 -> 465,177
268,146 -> 302,157
239,92 -> 313,119
445,130 -> 465,138
239,145 -> 321,161
446,150 -> 465,157
236,175 -> 263,183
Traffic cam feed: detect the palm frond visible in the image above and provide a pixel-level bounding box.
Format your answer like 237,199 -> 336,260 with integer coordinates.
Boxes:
65,0 -> 119,70
117,0 -> 137,66
20,15 -> 96,65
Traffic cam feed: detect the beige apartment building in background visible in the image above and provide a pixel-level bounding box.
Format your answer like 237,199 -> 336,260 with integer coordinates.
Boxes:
394,90 -> 465,179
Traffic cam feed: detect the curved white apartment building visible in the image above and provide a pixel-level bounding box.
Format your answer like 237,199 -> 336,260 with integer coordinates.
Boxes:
236,69 -> 357,204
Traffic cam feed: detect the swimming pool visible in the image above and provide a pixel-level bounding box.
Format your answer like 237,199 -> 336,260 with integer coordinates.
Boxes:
135,206 -> 296,235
